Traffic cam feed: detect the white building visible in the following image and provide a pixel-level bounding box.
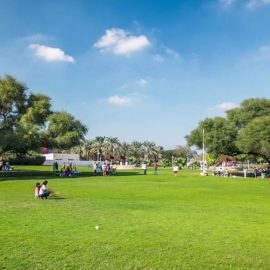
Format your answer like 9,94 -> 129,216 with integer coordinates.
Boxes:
43,153 -> 92,167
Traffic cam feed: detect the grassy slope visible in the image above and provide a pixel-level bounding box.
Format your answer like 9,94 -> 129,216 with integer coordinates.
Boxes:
1,167 -> 270,269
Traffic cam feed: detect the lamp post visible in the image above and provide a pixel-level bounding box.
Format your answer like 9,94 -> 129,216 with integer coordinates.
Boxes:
201,128 -> 207,176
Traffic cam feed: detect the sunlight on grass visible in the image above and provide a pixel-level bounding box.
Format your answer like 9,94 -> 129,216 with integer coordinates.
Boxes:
1,167 -> 270,269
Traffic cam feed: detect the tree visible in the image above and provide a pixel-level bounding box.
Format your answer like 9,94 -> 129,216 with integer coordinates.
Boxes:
119,142 -> 131,159
46,112 -> 87,151
92,136 -> 106,160
227,98 -> 270,128
237,116 -> 270,164
0,75 -> 52,156
0,75 -> 27,126
143,141 -> 158,161
83,140 -> 96,160
186,98 -> 270,162
130,141 -> 143,162
0,75 -> 88,157
186,117 -> 238,158
163,145 -> 193,161
105,137 -> 120,157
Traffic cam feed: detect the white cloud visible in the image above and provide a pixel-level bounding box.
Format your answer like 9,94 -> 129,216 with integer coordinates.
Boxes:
108,95 -> 131,105
29,44 -> 75,63
247,0 -> 270,9
94,28 -> 151,56
19,33 -> 48,43
215,102 -> 238,110
153,54 -> 165,62
164,47 -> 180,58
219,0 -> 237,8
242,45 -> 270,63
136,79 -> 148,87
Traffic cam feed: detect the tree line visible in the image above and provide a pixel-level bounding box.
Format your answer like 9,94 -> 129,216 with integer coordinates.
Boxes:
81,137 -> 163,164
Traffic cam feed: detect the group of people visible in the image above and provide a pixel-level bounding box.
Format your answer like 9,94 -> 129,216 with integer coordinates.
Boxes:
253,167 -> 269,178
53,161 -> 78,177
0,160 -> 12,171
93,162 -> 117,176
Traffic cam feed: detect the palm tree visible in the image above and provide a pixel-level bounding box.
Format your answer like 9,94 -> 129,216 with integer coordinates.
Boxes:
119,142 -> 131,159
130,141 -> 143,161
92,136 -> 106,161
105,137 -> 120,157
83,139 -> 96,160
143,141 -> 158,161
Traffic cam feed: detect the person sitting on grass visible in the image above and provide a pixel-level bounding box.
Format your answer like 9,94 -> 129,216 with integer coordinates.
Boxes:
38,180 -> 59,199
59,168 -> 65,177
65,166 -> 73,177
39,180 -> 51,199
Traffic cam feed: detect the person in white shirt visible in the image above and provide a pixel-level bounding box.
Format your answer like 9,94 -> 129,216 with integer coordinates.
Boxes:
173,166 -> 179,176
39,180 -> 51,199
142,163 -> 147,175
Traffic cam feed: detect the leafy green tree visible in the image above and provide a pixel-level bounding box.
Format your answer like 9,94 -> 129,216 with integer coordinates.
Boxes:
174,157 -> 186,167
0,75 -> 52,156
186,117 -> 239,158
160,158 -> 170,167
163,145 -> 193,162
47,112 -> 87,151
0,75 -> 27,126
187,98 -> 270,163
227,98 -> 270,128
237,116 -> 270,164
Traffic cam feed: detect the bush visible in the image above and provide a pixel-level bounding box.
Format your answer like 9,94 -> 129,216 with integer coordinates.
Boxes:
8,156 -> 45,165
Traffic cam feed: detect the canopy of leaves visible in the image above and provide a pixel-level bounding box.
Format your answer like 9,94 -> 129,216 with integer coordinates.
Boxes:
186,98 -> 270,162
0,75 -> 87,156
47,112 -> 88,150
237,116 -> 270,163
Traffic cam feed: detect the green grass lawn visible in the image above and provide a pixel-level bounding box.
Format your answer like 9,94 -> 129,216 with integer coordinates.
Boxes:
1,167 -> 270,269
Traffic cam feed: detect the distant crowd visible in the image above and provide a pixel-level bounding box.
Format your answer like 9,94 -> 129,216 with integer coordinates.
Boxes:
53,161 -> 80,177
212,166 -> 270,178
93,162 -> 117,176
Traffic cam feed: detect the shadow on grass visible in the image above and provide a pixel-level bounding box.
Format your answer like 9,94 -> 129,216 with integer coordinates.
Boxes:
0,170 -> 142,182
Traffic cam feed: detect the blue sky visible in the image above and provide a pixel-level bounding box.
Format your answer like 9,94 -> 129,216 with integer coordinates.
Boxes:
1,0 -> 270,149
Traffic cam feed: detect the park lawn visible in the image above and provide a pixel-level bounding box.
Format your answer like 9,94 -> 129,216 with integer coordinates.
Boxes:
1,168 -> 270,269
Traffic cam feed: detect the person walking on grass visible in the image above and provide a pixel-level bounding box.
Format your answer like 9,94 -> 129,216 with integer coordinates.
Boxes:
173,165 -> 179,176
153,162 -> 158,175
142,163 -> 147,175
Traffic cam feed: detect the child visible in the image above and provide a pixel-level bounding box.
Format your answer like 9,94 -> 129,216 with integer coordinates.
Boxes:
35,182 -> 41,198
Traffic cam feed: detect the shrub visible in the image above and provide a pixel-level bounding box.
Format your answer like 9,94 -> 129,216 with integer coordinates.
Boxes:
8,156 -> 45,165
